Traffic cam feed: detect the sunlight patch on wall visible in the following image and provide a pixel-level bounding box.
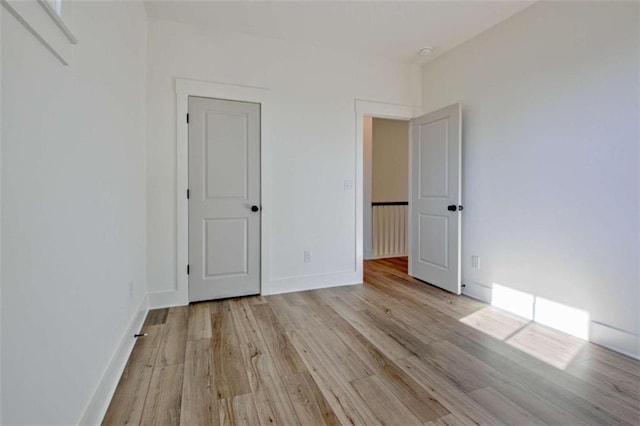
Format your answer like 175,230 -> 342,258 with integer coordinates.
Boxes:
491,283 -> 534,320
534,297 -> 590,340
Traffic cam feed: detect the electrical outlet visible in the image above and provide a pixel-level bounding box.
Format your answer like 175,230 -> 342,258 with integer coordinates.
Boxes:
304,250 -> 312,263
343,180 -> 354,191
471,255 -> 480,270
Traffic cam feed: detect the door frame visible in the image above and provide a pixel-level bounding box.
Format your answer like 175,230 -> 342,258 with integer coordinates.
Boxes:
355,100 -> 422,280
175,78 -> 271,305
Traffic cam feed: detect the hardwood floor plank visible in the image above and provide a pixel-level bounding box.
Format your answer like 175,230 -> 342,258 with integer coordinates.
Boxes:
228,298 -> 300,425
281,291 -> 308,307
320,295 -> 412,360
218,394 -> 261,426
247,295 -> 268,305
183,338 -> 212,378
211,307 -> 251,399
143,308 -> 169,326
360,307 -> 434,357
468,386 -> 547,425
289,329 -> 382,425
566,357 -> 640,406
180,376 -> 217,426
140,364 -> 184,426
187,302 -> 213,340
263,294 -> 300,332
209,300 -> 223,314
396,356 -> 506,426
423,414 -> 466,426
571,343 -> 640,378
489,378 -> 587,425
251,302 -> 306,377
283,372 -> 340,426
351,375 -> 423,425
180,339 -> 216,426
377,361 -> 451,422
157,306 -> 189,366
417,339 -> 497,393
302,324 -> 373,381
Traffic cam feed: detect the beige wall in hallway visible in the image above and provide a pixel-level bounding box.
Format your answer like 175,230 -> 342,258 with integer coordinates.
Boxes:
372,118 -> 409,203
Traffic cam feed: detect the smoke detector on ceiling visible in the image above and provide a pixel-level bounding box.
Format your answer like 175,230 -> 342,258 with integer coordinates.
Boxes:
419,46 -> 433,56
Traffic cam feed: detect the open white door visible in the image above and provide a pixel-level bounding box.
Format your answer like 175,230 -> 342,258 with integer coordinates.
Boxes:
409,104 -> 462,294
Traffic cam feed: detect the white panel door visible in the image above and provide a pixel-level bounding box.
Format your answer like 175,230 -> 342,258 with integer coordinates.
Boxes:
188,96 -> 261,302
409,104 -> 462,294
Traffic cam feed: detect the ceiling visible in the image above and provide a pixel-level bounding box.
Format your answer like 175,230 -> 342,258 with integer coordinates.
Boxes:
144,1 -> 535,64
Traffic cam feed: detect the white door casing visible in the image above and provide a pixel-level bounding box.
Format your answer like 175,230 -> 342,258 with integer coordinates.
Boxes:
409,104 -> 462,294
188,96 -> 261,302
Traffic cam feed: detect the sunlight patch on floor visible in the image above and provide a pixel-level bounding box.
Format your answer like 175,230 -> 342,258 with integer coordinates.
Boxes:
459,283 -> 590,370
506,323 -> 587,369
459,306 -> 531,340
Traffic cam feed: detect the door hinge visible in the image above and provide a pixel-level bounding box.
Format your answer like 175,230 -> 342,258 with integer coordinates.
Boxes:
187,189 -> 190,199
186,113 -> 189,123
187,264 -> 190,275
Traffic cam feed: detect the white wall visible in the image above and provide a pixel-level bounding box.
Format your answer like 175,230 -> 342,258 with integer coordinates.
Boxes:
421,1 -> 639,354
1,2 -> 148,424
146,18 -> 420,299
372,118 -> 409,203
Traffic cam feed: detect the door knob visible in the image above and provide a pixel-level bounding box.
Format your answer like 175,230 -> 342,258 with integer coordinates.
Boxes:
251,205 -> 260,212
447,205 -> 457,211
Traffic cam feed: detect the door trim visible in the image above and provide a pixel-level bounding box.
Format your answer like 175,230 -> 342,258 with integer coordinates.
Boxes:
174,78 -> 271,305
355,100 -> 422,282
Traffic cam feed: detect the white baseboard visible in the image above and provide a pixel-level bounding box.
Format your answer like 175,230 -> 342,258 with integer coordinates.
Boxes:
148,289 -> 187,309
462,280 -> 492,303
78,294 -> 149,425
263,270 -> 362,295
591,321 -> 640,360
148,270 -> 363,305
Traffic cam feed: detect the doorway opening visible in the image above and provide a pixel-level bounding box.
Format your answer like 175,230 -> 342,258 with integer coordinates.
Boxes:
363,116 -> 410,260
357,102 -> 462,295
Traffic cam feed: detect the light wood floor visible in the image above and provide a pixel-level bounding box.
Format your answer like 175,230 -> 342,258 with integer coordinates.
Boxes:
104,258 -> 640,425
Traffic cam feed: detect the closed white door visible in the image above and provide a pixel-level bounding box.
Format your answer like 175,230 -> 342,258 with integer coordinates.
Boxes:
409,104 -> 462,294
188,96 -> 261,302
